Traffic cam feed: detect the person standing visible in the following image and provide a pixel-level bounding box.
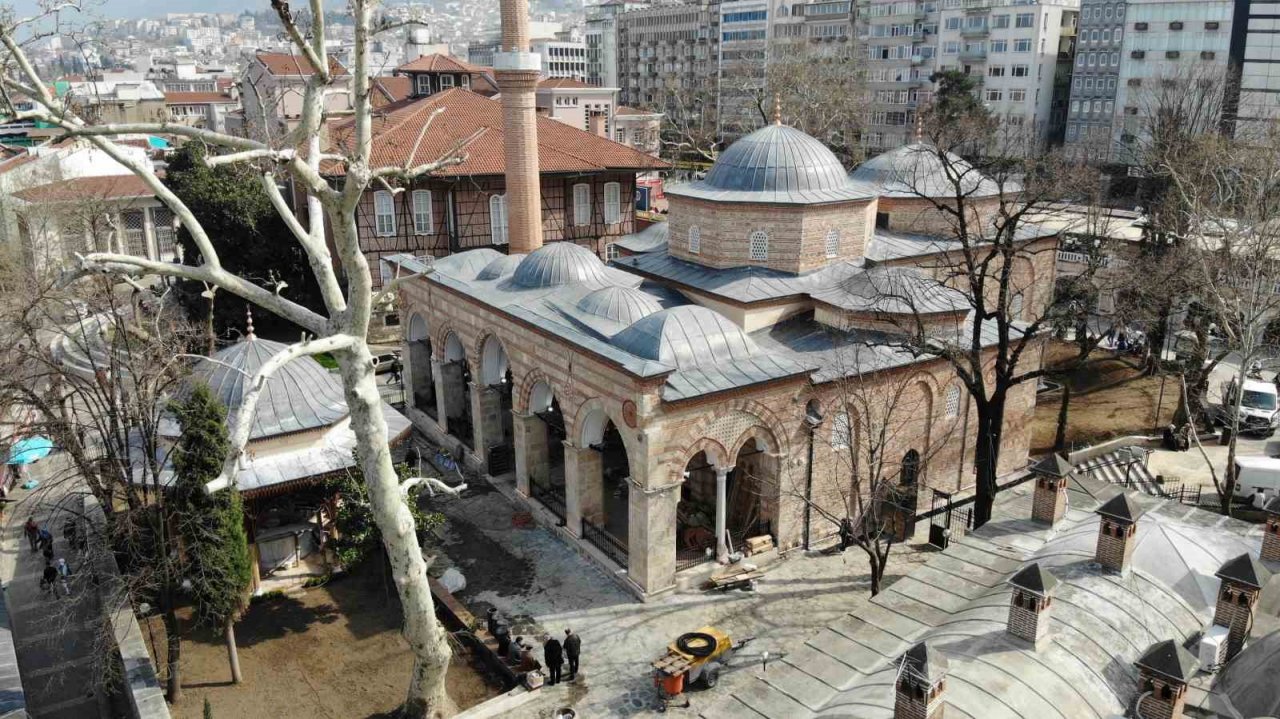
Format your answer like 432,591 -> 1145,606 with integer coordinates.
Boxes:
563,628 -> 581,681
55,557 -> 71,597
543,634 -> 564,686
23,517 -> 38,553
40,562 -> 57,597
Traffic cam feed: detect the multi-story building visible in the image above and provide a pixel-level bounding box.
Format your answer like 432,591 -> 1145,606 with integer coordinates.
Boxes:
536,78 -> 620,135
717,0 -> 772,134
62,80 -> 167,125
237,52 -> 353,141
616,1 -> 720,111
1225,1 -> 1276,136
1112,0 -> 1233,162
1064,0 -> 1126,158
532,38 -> 589,79
935,0 -> 1079,151
587,0 -> 649,88
859,0 -> 941,153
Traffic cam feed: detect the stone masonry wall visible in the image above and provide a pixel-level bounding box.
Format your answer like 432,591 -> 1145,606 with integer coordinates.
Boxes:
1264,517 -> 1280,562
1095,521 -> 1135,572
1213,586 -> 1258,660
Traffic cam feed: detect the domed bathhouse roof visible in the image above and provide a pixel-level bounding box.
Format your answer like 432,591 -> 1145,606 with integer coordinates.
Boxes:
187,335 -> 349,440
576,285 -> 663,325
666,124 -> 875,205
511,242 -> 611,288
476,253 -> 525,280
850,142 -> 1002,199
611,305 -> 759,370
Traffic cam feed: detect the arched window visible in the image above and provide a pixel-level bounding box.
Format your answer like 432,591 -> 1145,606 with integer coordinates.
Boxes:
489,194 -> 508,245
749,229 -> 769,261
901,449 -> 921,486
824,228 -> 840,258
374,190 -> 396,236
832,411 -> 851,449
688,225 -> 701,254
945,385 -> 961,417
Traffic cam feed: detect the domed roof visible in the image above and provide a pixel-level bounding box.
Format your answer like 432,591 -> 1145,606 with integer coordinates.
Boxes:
512,242 -> 610,288
476,253 -> 525,280
611,305 -> 758,369
576,286 -> 662,325
849,142 -> 1001,199
190,336 -> 349,440
666,124 -> 875,205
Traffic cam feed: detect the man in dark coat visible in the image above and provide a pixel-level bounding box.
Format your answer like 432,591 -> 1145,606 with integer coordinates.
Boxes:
563,628 -> 581,680
543,634 -> 564,686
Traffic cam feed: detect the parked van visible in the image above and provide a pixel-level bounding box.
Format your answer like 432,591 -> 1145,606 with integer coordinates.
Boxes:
1232,456 -> 1280,499
1214,378 -> 1280,436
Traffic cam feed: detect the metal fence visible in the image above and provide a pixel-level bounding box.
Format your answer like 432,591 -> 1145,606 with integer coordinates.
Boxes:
530,482 -> 566,523
487,444 -> 515,476
581,517 -> 629,568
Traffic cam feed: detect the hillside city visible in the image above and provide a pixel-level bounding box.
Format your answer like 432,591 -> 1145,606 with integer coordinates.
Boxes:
0,0 -> 1278,718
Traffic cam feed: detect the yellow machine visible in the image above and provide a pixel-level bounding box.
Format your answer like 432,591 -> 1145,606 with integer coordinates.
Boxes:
651,626 -> 751,711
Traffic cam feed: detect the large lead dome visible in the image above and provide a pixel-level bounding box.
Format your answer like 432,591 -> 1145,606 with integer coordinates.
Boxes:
667,124 -> 874,205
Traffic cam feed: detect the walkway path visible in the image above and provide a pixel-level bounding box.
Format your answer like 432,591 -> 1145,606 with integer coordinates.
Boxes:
0,454 -> 109,719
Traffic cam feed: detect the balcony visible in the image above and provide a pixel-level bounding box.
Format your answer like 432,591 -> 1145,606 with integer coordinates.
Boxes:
1060,24 -> 1077,37
911,54 -> 926,64
960,26 -> 989,37
959,48 -> 988,61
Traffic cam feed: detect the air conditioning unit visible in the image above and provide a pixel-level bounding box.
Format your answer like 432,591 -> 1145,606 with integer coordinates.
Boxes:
1198,625 -> 1229,671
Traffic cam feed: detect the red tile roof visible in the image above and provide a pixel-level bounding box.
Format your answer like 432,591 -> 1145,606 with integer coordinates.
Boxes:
396,54 -> 484,75
164,91 -> 237,104
13,175 -> 156,202
537,78 -> 592,89
0,153 -> 37,175
372,76 -> 413,107
255,52 -> 348,77
616,105 -> 659,116
328,88 -> 669,177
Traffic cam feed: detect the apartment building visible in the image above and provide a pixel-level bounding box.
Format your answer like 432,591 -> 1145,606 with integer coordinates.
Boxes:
587,0 -> 650,87
935,0 -> 1079,150
1063,0 -> 1126,159
1231,0 -> 1280,136
718,0 -> 772,134
1112,0 -> 1233,162
859,0 -> 941,152
532,38 -> 589,79
615,1 -> 720,110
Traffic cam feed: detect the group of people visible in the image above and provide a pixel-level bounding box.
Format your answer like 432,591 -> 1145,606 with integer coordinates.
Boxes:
486,607 -> 582,687
24,516 -> 74,598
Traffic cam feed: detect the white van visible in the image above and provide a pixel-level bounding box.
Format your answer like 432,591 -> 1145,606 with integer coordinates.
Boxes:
1232,455 -> 1280,499
1217,378 -> 1280,436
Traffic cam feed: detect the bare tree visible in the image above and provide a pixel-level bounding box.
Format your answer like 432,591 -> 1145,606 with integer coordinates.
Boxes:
652,76 -> 723,166
0,0 -> 464,714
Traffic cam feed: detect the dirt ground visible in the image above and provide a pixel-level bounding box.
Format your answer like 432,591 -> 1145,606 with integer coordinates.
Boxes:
1031,342 -> 1178,453
146,565 -> 502,719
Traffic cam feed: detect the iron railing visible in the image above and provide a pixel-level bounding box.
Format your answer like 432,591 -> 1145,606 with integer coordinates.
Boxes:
676,548 -> 715,572
530,482 -> 566,523
582,518 -> 628,568
487,444 -> 515,476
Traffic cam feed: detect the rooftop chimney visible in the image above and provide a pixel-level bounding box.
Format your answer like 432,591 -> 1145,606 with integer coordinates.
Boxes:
1263,496 -> 1280,563
894,642 -> 947,719
1029,454 -> 1073,526
1212,552 -> 1271,661
1134,639 -> 1199,719
1006,563 -> 1059,649
495,0 -> 544,255
1094,493 -> 1144,575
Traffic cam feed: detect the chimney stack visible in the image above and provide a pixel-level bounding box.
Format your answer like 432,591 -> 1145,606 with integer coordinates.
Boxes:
1263,496 -> 1280,562
495,0 -> 544,255
1212,552 -> 1271,661
1006,563 -> 1059,649
894,642 -> 947,719
1094,493 -> 1145,575
1134,640 -> 1199,719
1028,454 -> 1073,526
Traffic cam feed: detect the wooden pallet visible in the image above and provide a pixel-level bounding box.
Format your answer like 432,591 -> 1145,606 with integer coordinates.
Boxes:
653,651 -> 694,676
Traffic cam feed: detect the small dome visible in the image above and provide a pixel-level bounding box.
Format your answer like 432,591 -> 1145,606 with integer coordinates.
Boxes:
576,286 -> 662,325
433,248 -> 505,280
511,242 -> 609,288
667,124 -> 874,205
611,305 -> 757,369
850,142 -> 1001,199
476,253 -> 525,280
190,336 -> 348,440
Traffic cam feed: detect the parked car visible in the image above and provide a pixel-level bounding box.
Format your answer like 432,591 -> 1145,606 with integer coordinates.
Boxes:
1233,456 -> 1280,500
372,351 -> 401,375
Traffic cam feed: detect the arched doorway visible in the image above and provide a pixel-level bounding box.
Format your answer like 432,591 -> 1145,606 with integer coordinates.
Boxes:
479,336 -> 514,473
442,332 -> 472,449
577,407 -> 631,565
406,314 -> 436,419
528,381 -> 567,516
728,437 -> 775,547
677,451 -> 719,569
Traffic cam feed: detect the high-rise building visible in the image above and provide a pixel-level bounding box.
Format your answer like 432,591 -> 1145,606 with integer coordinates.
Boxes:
1063,0 -> 1124,160
858,0 -> 941,153
1230,0 -> 1280,136
532,38 -> 589,79
615,1 -> 721,110
587,1 -> 649,88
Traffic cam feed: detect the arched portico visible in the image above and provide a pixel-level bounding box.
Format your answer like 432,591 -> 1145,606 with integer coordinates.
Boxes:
405,313 -> 437,419
438,331 -> 473,450
473,335 -> 514,473
564,403 -> 633,567
675,427 -> 781,566
515,379 -> 568,517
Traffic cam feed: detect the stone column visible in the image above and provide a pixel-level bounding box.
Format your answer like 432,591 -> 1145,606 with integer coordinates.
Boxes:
513,412 -> 546,497
629,481 -> 679,596
429,359 -> 446,427
438,361 -> 463,436
715,466 -> 730,563
564,443 -> 602,538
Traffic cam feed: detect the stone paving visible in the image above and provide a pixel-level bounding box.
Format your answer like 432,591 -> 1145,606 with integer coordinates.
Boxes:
0,455 -> 109,719
434,478 -> 932,719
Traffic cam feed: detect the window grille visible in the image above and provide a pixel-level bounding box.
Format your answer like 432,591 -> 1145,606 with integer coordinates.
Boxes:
749,229 -> 768,261
688,225 -> 701,254
824,228 -> 840,258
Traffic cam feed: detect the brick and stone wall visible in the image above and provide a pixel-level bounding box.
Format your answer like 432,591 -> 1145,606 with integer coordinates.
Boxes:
1007,591 -> 1048,646
1095,519 -> 1136,573
1031,477 -> 1067,525
894,680 -> 945,719
1264,516 -> 1280,562
877,196 -> 1002,238
1213,584 -> 1259,660
1136,674 -> 1188,719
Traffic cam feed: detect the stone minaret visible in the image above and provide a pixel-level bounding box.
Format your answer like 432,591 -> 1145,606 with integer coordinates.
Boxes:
495,0 -> 544,255
1212,553 -> 1271,661
1134,639 -> 1199,719
894,642 -> 947,719
1028,454 -> 1073,526
1006,563 -> 1059,650
1094,493 -> 1145,575
1264,496 -> 1280,562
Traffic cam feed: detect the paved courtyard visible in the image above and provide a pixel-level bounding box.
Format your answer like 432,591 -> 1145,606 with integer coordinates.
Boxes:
435,479 -> 932,718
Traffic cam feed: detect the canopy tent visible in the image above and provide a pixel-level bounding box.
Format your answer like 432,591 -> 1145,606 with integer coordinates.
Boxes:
6,436 -> 53,465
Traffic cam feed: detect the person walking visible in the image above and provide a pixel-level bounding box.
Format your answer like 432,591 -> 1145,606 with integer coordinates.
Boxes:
563,628 -> 581,681
543,634 -> 564,686
23,517 -> 38,553
55,557 -> 71,597
40,561 -> 57,597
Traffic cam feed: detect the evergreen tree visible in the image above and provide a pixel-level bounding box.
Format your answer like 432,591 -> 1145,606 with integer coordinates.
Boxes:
172,383 -> 253,684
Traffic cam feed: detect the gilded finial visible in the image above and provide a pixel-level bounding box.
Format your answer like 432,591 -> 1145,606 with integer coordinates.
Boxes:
914,111 -> 923,143
773,92 -> 782,126
245,306 -> 256,340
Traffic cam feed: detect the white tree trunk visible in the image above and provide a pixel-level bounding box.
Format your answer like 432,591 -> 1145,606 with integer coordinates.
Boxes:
336,344 -> 452,718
